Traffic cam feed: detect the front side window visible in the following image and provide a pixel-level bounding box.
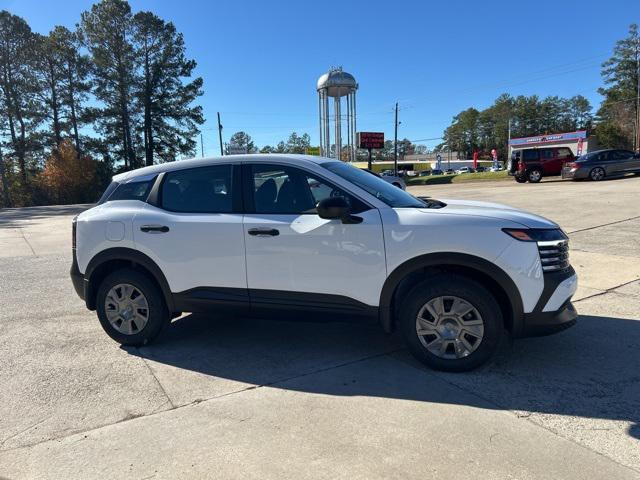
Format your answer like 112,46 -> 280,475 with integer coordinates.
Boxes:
161,165 -> 233,213
250,164 -> 365,214
523,149 -> 538,161
321,162 -> 425,208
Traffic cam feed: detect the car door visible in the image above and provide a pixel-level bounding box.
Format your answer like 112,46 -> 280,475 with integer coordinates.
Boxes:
242,162 -> 387,313
132,163 -> 248,300
614,150 -> 639,173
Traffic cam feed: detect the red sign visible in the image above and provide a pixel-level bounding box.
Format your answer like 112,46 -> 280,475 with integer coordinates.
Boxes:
473,151 -> 478,169
357,132 -> 385,149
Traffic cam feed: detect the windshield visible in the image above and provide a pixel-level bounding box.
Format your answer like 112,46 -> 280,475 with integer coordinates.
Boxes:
321,162 -> 425,208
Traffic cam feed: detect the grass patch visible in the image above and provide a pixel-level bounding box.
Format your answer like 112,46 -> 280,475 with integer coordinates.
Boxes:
407,170 -> 510,186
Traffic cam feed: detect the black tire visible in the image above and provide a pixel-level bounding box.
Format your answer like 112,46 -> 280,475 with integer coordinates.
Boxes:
399,274 -> 503,372
589,167 -> 605,181
527,169 -> 542,183
514,175 -> 527,183
96,268 -> 170,346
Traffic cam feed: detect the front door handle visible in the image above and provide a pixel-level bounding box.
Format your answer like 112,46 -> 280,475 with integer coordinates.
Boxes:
247,228 -> 279,237
140,225 -> 170,233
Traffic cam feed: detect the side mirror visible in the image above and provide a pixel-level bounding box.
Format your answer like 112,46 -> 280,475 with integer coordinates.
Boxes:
317,197 -> 362,224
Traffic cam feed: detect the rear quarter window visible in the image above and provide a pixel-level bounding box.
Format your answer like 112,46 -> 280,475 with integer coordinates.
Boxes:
108,179 -> 155,202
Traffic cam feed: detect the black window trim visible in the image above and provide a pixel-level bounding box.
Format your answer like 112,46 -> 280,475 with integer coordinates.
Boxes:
104,175 -> 157,203
149,163 -> 242,214
240,162 -> 375,215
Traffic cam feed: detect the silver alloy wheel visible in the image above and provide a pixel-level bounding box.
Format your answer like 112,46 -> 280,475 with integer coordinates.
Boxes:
590,167 -> 605,181
529,170 -> 542,182
415,296 -> 484,359
104,283 -> 149,335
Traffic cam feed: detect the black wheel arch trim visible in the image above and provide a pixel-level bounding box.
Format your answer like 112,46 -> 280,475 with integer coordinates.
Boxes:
379,252 -> 525,334
84,247 -> 175,312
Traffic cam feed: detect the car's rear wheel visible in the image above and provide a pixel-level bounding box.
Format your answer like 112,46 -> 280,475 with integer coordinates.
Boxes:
399,274 -> 503,372
527,169 -> 542,183
96,268 -> 170,346
589,167 -> 605,181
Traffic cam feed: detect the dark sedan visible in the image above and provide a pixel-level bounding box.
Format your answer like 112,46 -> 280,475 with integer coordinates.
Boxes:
562,149 -> 640,181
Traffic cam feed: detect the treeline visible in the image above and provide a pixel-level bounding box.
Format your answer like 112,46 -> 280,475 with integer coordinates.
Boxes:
440,24 -> 640,160
440,94 -> 592,159
0,0 -> 203,208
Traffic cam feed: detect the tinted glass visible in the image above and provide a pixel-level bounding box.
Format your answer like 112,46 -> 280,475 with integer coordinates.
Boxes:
523,150 -> 538,161
109,179 -> 154,202
250,164 -> 364,214
322,162 -> 425,208
541,149 -> 553,159
556,148 -> 573,160
161,165 -> 233,213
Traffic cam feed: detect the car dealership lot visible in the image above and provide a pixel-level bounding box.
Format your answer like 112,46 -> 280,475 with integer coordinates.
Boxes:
0,177 -> 639,479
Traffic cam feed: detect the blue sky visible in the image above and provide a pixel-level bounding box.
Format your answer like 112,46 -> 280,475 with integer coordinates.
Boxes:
2,0 -> 637,155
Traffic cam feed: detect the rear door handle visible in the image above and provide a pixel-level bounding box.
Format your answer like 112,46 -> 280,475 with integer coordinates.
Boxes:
140,225 -> 170,233
247,228 -> 279,237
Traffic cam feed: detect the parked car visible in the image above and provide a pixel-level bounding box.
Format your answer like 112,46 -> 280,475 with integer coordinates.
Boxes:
418,170 -> 431,177
71,154 -> 577,372
445,168 -> 455,175
430,169 -> 444,175
363,168 -> 406,189
562,149 -> 640,181
489,165 -> 504,172
476,166 -> 487,173
508,147 -> 575,183
456,167 -> 475,174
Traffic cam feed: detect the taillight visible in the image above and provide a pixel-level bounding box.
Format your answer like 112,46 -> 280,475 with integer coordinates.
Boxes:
517,160 -> 525,171
565,162 -> 578,169
72,216 -> 77,249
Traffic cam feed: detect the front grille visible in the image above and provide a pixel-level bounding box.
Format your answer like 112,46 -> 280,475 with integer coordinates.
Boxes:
538,240 -> 570,273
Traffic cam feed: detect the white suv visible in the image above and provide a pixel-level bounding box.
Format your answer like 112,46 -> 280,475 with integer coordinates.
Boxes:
71,154 -> 578,371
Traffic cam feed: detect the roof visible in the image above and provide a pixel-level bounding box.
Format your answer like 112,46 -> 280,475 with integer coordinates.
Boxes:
113,154 -> 333,182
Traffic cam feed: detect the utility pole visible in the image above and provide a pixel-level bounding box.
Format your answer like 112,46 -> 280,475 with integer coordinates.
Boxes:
394,102 -> 399,176
217,112 -> 224,156
200,132 -> 204,157
507,118 -> 512,160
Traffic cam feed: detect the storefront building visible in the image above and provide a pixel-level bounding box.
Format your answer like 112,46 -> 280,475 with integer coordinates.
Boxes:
508,130 -> 595,157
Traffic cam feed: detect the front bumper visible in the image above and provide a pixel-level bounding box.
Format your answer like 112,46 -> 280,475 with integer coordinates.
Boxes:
521,301 -> 578,336
561,168 -> 588,180
516,268 -> 578,337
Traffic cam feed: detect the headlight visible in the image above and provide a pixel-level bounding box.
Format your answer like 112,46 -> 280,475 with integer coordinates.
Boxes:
502,228 -> 568,242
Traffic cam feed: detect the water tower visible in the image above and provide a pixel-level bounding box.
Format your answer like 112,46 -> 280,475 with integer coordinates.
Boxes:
317,67 -> 358,160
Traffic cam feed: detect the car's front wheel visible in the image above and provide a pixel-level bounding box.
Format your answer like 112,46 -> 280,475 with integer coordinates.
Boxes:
96,268 -> 170,346
514,175 -> 527,183
399,274 -> 503,372
589,167 -> 605,181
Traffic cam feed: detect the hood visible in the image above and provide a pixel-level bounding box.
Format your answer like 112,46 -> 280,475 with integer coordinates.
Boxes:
422,198 -> 559,229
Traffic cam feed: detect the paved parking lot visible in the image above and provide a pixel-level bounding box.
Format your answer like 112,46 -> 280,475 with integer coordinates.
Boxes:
0,176 -> 639,479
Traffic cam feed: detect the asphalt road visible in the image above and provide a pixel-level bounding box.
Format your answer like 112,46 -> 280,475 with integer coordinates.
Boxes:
0,176 -> 639,479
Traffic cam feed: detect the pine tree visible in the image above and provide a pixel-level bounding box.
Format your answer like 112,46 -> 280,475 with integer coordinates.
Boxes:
0,11 -> 43,187
597,24 -> 640,150
80,0 -> 139,169
132,11 -> 203,165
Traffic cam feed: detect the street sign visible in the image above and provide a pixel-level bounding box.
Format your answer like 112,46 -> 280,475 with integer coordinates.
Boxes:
357,132 -> 385,150
306,146 -> 320,156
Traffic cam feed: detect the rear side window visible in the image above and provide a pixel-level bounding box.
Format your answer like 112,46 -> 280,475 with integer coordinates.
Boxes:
556,148 -> 573,160
523,150 -> 538,161
161,165 -> 233,213
108,179 -> 154,202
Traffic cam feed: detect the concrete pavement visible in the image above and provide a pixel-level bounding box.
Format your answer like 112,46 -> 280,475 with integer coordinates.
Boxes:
0,178 -> 639,479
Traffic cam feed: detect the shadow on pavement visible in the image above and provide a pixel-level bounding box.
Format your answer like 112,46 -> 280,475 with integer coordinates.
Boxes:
129,312 -> 640,440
